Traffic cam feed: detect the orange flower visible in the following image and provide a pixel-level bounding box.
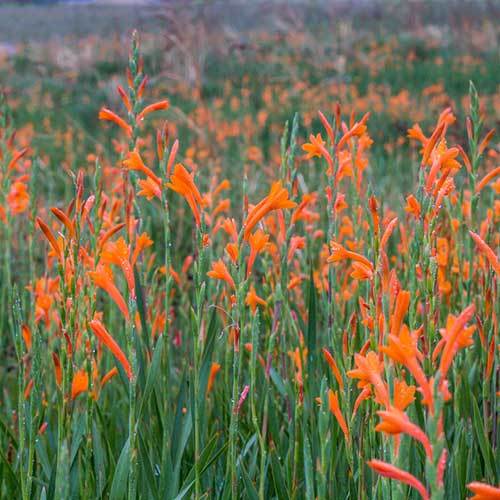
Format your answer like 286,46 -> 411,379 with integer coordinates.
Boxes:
98,107 -> 132,137
101,237 -> 135,297
245,285 -> 266,313
350,261 -> 374,281
390,291 -> 410,337
476,166 -> 500,193
376,408 -> 432,458
7,180 -> 29,214
166,163 -> 203,226
322,347 -> 344,390
287,235 -> 306,262
381,326 -> 432,409
207,259 -> 235,289
89,319 -> 132,379
71,369 -> 89,399
405,194 -> 421,219
36,217 -> 63,264
89,266 -> 129,321
367,460 -> 429,500
207,362 -> 221,393
50,207 -> 75,238
247,229 -> 269,277
328,389 -> 349,439
328,241 -> 373,271
243,182 -> 296,239
347,351 -> 390,408
393,379 -> 415,411
138,177 -> 162,200
131,232 -> 153,265
225,243 -> 239,264
52,353 -> 62,386
123,150 -> 162,186
136,100 -> 169,123
467,481 -> 500,500
302,133 -> 326,159
469,231 -> 500,275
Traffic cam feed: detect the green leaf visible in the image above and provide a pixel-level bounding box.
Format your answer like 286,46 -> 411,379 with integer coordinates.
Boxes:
109,437 -> 130,500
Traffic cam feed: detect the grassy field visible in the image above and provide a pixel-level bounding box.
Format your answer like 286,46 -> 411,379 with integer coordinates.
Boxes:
0,2 -> 499,499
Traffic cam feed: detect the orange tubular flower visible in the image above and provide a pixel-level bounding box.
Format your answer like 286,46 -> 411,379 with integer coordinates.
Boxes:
101,237 -> 135,297
438,304 -> 475,379
243,182 -> 296,240
381,326 -> 433,410
405,194 -> 421,219
7,148 -> 28,172
89,319 -> 132,380
36,217 -> 63,264
166,163 -> 203,227
136,100 -> 169,123
245,285 -> 266,313
123,150 -> 162,186
50,207 -> 75,238
7,181 -> 29,214
207,259 -> 235,290
390,291 -> 411,337
98,107 -> 132,137
476,166 -> 500,193
89,267 -> 130,321
347,351 -> 390,408
469,231 -> 500,275
207,362 -> 221,393
328,389 -> 349,439
71,369 -> 89,399
247,229 -> 269,277
376,409 -> 432,459
328,241 -> 373,271
225,242 -> 239,264
322,347 -> 344,390
367,460 -> 429,500
287,235 -> 306,262
467,482 -> 500,500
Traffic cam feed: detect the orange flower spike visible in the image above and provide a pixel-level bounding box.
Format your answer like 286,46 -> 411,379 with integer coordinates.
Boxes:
123,150 -> 162,186
98,107 -> 132,137
393,378 -> 416,411
207,259 -> 235,290
318,110 -> 334,144
117,84 -> 132,113
207,362 -> 221,393
439,304 -> 476,378
469,231 -> 500,275
98,223 -> 126,249
71,369 -> 89,399
136,99 -> 169,123
322,348 -> 344,390
166,163 -> 203,227
166,139 -> 179,178
421,122 -> 445,167
467,481 -> 500,500
350,261 -> 374,281
376,409 -> 432,459
225,242 -> 239,264
243,182 -> 296,239
245,285 -> 266,313
390,290 -> 411,337
138,178 -> 162,201
327,389 -> 349,439
302,133 -> 325,159
380,217 -> 398,251
405,194 -> 421,219
50,207 -> 75,239
367,460 -> 429,500
89,267 -> 130,321
476,166 -> 500,193
347,351 -> 390,408
89,319 -> 132,379
247,229 -> 269,278
328,241 -> 373,271
36,217 -> 63,264
101,237 -> 135,297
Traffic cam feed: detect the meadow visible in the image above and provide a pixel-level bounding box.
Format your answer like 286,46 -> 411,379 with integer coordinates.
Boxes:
0,2 -> 499,499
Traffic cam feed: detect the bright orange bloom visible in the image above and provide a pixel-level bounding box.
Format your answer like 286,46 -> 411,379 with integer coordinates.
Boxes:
245,285 -> 266,313
322,347 -> 344,390
50,207 -> 75,238
131,232 -> 153,265
376,408 -> 432,458
390,290 -> 411,337
380,217 -> 398,251
207,259 -> 235,289
207,362 -> 221,393
287,235 -> 306,262
476,166 -> 500,193
89,266 -> 129,320
247,229 -> 269,278
117,84 -> 132,112
138,177 -> 162,200
328,241 -> 373,271
71,369 -> 89,399
98,107 -> 132,137
225,242 -> 239,264
405,194 -> 421,218
328,389 -> 349,439
22,324 -> 32,350
350,261 -> 374,281
89,319 -> 132,379
467,481 -> 500,500
469,231 -> 500,275
100,367 -> 119,387
347,351 -> 390,408
438,304 -> 475,379
137,100 -> 169,123
7,180 -> 29,214
36,217 -> 63,264
101,237 -> 135,297
166,163 -> 203,226
367,460 -> 429,500
302,133 -> 326,159
381,326 -> 432,409
243,182 -> 296,239
123,150 -> 162,186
